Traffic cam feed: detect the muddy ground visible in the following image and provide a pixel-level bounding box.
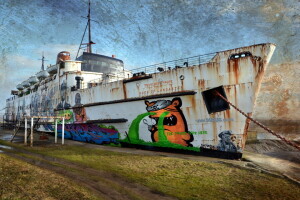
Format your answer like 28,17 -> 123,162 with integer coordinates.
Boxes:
245,140 -> 300,164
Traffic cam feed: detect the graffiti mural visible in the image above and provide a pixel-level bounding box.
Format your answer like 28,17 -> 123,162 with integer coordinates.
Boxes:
16,100 -> 21,120
30,95 -> 34,116
22,98 -> 26,116
43,124 -> 119,144
46,87 -> 54,116
143,97 -> 193,146
57,110 -> 74,124
16,98 -> 26,120
40,88 -> 47,116
124,97 -> 195,148
73,93 -> 87,123
216,130 -> 240,152
30,93 -> 39,116
56,81 -> 71,109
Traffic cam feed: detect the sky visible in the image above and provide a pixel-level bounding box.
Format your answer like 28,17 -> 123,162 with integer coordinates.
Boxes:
0,0 -> 299,111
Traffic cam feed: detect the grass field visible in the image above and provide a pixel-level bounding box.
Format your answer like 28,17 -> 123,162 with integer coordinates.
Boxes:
1,140 -> 299,200
0,153 -> 100,200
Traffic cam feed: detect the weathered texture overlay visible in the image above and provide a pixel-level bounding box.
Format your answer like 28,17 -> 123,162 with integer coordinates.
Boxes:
0,0 -> 299,139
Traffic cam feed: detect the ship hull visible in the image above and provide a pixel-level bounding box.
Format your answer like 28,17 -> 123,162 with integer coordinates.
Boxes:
5,43 -> 276,158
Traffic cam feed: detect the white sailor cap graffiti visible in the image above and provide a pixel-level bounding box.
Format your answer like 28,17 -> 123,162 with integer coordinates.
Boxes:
218,130 -> 232,137
145,100 -> 172,111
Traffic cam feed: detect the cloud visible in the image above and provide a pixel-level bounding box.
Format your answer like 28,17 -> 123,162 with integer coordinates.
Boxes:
0,43 -> 79,108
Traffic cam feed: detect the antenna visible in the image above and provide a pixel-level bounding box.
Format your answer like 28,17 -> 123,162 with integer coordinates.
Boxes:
38,52 -> 48,71
88,0 -> 92,53
76,0 -> 96,59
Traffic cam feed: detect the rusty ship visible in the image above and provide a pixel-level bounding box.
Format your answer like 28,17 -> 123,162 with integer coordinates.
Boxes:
4,1 -> 276,159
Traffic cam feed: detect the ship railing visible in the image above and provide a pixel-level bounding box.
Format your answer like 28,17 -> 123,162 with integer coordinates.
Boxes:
86,77 -> 103,88
86,72 -> 130,88
16,112 -> 63,123
129,52 -> 216,75
6,96 -> 16,102
84,53 -> 216,87
2,112 -> 65,131
104,72 -> 131,81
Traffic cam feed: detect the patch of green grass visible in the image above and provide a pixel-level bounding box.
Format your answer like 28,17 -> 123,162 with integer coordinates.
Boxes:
0,153 -> 100,200
11,144 -> 299,200
1,140 -> 299,200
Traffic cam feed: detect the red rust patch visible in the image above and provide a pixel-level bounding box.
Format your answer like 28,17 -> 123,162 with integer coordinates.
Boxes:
198,79 -> 205,90
225,109 -> 231,119
188,95 -> 196,109
243,113 -> 252,138
227,58 -> 240,84
239,83 -> 246,96
122,83 -> 127,99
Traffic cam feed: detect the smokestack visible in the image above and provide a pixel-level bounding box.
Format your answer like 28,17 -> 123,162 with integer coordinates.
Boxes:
75,76 -> 84,89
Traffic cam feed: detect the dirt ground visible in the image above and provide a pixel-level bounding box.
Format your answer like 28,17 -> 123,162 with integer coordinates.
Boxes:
245,140 -> 300,164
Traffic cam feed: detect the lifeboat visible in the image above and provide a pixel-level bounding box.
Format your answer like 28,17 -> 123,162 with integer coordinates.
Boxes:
29,76 -> 39,85
36,70 -> 49,80
31,82 -> 39,90
47,64 -> 58,74
16,84 -> 24,90
11,90 -> 18,95
22,80 -> 30,88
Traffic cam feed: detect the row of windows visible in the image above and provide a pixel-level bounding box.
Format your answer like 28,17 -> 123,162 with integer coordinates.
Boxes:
85,60 -> 123,70
229,51 -> 252,60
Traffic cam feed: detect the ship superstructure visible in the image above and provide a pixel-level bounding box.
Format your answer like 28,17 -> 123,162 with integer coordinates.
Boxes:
5,42 -> 276,158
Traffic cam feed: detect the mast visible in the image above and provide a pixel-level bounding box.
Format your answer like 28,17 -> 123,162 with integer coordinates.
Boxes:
88,0 -> 92,53
39,52 -> 48,71
76,0 -> 95,58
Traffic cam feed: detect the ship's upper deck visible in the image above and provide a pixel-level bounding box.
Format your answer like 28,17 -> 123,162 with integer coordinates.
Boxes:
6,43 -> 275,102
76,52 -> 124,74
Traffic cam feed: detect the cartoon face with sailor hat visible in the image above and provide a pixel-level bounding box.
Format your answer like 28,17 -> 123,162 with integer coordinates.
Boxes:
217,130 -> 239,152
143,97 -> 193,147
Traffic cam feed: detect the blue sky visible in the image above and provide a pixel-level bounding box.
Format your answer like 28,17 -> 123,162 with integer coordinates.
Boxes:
0,0 -> 299,111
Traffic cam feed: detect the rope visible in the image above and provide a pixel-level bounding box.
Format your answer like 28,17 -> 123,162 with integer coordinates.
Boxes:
214,91 -> 300,151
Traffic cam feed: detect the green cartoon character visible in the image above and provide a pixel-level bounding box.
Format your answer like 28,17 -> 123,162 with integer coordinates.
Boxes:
58,110 -> 74,124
